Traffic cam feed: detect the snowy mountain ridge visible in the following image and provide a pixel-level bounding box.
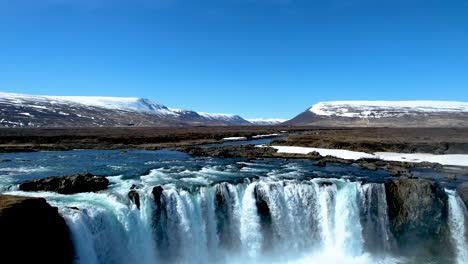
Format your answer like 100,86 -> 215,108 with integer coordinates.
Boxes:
0,92 -> 253,127
284,100 -> 468,127
247,118 -> 287,125
44,95 -> 176,116
309,101 -> 468,119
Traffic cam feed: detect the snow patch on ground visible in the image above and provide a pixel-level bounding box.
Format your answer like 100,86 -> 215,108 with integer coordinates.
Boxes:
271,146 -> 375,160
223,137 -> 248,141
375,152 -> 468,167
252,133 -> 279,139
269,145 -> 468,167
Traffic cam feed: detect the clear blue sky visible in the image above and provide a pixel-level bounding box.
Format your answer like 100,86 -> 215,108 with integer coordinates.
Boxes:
1,0 -> 467,119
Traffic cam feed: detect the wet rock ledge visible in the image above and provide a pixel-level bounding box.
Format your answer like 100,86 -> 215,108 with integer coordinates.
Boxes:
0,195 -> 74,264
19,172 -> 109,194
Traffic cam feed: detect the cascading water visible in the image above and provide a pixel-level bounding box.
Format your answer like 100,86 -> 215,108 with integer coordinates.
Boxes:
447,190 -> 468,264
59,178 -> 408,264
359,183 -> 395,254
61,192 -> 158,264
2,150 -> 467,264
239,182 -> 262,259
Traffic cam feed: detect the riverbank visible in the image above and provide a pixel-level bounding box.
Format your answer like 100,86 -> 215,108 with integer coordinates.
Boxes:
271,127 -> 468,154
1,127 -> 468,154
0,126 -> 297,152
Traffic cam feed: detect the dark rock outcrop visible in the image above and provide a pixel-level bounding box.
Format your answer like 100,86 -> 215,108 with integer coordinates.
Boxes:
214,183 -> 240,250
152,186 -> 164,209
0,195 -> 74,264
19,172 -> 109,194
128,190 -> 140,209
457,182 -> 468,208
254,184 -> 273,252
179,145 -> 279,159
384,178 -> 451,258
151,186 -> 170,261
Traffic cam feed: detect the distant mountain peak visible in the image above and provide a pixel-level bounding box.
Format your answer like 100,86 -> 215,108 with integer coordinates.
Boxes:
0,92 -> 253,127
247,118 -> 287,125
309,101 -> 468,119
285,100 -> 468,127
43,95 -> 174,114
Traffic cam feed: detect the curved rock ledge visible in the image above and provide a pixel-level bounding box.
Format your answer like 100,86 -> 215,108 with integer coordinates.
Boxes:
0,195 -> 74,264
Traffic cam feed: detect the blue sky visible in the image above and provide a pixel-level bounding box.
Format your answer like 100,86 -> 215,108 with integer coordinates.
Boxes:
0,0 -> 467,119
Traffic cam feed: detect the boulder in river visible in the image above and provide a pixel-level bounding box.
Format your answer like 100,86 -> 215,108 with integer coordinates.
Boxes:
19,172 -> 109,194
0,195 -> 74,264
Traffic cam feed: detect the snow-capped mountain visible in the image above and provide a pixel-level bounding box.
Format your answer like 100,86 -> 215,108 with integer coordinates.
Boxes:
284,101 -> 468,127
45,95 -> 177,116
197,112 -> 252,125
0,92 -> 252,127
247,118 -> 287,125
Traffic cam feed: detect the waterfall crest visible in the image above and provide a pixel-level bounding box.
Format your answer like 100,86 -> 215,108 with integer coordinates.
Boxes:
57,179 -> 468,264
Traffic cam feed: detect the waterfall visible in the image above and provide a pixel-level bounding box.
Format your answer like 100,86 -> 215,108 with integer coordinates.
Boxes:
240,182 -> 262,258
58,178 -> 468,264
447,189 -> 468,264
334,181 -> 364,256
359,183 -> 394,254
316,180 -> 336,250
63,192 -> 157,264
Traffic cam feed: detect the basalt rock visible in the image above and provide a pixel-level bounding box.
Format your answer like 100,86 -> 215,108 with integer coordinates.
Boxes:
19,172 -> 109,194
214,183 -> 240,250
0,195 -> 74,264
359,161 -> 378,171
128,190 -> 141,209
457,182 -> 468,208
152,186 -> 164,209
384,178 -> 451,258
150,185 -> 171,260
254,184 -> 273,252
179,145 -> 279,159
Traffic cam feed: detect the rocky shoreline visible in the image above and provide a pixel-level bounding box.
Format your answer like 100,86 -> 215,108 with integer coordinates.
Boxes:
271,127 -> 468,154
1,127 -> 468,154
177,145 -> 468,181
0,126 -> 298,153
